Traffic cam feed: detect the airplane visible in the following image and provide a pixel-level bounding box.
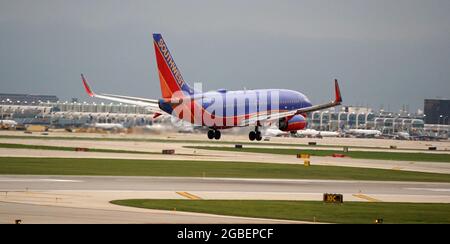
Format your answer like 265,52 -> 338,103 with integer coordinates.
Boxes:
394,131 -> 410,140
80,33 -> 343,141
264,126 -> 290,137
345,129 -> 382,138
296,129 -> 340,138
0,119 -> 17,129
92,122 -> 124,130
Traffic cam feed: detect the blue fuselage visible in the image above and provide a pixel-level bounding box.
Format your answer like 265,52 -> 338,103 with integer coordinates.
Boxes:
159,89 -> 312,126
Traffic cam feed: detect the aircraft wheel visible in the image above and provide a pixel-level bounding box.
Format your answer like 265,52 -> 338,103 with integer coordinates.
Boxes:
256,132 -> 262,141
214,130 -> 221,140
207,130 -> 215,139
249,131 -> 256,141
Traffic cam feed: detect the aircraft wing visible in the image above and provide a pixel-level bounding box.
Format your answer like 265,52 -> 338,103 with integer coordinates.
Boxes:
81,74 -> 162,112
240,79 -> 342,126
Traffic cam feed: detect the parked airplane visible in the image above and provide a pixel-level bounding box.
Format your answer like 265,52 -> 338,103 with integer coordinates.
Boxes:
0,119 -> 17,129
264,126 -> 290,137
81,33 -> 343,141
395,131 -> 410,140
92,123 -> 124,130
346,129 -> 382,138
296,129 -> 340,138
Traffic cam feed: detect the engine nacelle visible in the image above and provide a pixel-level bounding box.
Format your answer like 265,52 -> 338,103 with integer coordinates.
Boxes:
279,115 -> 307,132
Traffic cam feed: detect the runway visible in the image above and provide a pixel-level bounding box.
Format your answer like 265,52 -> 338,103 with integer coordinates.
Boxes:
1,175 -> 450,223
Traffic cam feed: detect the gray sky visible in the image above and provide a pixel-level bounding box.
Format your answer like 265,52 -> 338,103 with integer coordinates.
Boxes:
1,0 -> 450,112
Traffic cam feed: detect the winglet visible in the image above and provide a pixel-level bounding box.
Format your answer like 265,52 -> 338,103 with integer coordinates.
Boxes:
81,74 -> 95,97
334,79 -> 342,104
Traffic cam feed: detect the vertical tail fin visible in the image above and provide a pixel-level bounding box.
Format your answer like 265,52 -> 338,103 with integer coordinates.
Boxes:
153,33 -> 194,98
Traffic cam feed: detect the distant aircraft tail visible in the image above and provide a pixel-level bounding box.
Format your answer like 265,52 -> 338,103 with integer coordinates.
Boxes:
153,33 -> 194,98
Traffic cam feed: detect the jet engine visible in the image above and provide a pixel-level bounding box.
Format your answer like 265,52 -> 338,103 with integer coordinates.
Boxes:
278,114 -> 307,132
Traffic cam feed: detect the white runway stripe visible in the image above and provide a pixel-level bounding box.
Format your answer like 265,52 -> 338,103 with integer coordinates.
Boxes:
406,188 -> 450,192
0,179 -> 82,182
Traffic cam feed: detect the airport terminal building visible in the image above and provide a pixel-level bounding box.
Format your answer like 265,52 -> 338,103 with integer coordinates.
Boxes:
1,99 -> 155,128
0,93 -> 58,104
1,95 -> 448,139
424,99 -> 450,125
307,109 -> 426,137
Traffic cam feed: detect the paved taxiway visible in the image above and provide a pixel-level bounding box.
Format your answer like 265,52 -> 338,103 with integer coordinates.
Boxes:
0,201 -> 308,224
1,175 -> 450,223
2,130 -> 448,151
1,138 -> 450,174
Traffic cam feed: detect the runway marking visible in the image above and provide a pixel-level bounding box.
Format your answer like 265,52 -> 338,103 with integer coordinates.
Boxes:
176,191 -> 202,200
406,188 -> 450,192
0,179 -> 82,182
352,194 -> 381,202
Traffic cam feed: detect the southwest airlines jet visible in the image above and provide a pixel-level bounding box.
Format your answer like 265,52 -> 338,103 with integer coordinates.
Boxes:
81,33 -> 342,141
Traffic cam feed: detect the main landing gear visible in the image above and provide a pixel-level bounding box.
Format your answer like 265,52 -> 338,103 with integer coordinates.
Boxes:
207,129 -> 221,140
249,126 -> 262,141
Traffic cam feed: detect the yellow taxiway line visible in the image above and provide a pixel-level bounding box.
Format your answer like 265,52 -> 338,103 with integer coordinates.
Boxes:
176,191 -> 202,200
352,193 -> 381,202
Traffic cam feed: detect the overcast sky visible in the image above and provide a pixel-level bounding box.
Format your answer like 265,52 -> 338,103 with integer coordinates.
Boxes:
1,0 -> 449,112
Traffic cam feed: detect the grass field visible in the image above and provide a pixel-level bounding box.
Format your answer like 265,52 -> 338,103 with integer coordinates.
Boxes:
0,142 -> 156,155
111,199 -> 450,224
1,157 -> 450,182
186,146 -> 450,163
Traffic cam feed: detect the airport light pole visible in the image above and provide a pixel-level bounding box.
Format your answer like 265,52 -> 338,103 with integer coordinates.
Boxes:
437,115 -> 444,136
